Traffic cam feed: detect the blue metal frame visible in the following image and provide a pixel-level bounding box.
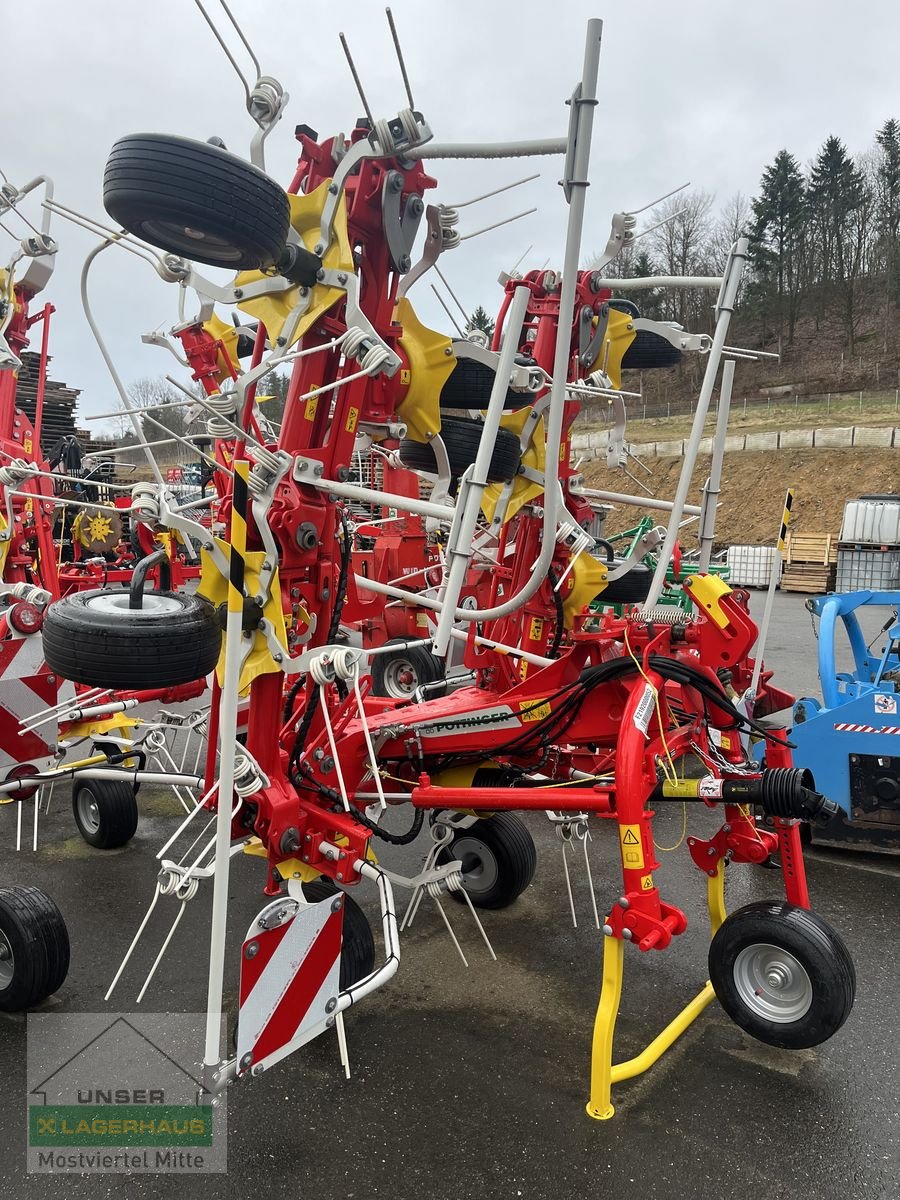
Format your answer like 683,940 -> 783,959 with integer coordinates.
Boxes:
790,591 -> 900,814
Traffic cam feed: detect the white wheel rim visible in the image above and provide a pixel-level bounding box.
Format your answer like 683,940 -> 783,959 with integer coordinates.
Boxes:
733,942 -> 813,1023
85,592 -> 182,617
382,658 -> 418,698
0,929 -> 14,990
76,788 -> 101,833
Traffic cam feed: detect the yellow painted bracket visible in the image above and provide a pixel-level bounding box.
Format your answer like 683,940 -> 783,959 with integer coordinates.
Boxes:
683,573 -> 733,630
586,862 -> 726,1121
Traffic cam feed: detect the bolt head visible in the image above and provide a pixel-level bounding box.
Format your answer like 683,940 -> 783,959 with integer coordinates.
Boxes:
331,896 -> 343,913
325,996 -> 338,1013
245,941 -> 259,959
240,1052 -> 253,1069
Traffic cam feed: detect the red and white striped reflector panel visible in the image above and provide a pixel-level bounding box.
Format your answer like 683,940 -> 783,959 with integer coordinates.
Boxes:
237,892 -> 344,1074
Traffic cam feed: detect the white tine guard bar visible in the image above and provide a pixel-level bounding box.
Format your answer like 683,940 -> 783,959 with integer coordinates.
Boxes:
431,284 -> 530,659
336,860 -> 400,1010
641,237 -> 748,609
408,138 -> 567,160
601,274 -> 724,290
698,358 -> 736,573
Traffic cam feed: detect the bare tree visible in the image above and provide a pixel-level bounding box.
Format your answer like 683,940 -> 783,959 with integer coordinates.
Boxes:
646,190 -> 714,328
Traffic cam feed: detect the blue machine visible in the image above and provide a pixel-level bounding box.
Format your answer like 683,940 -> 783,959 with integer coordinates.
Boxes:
790,590 -> 900,850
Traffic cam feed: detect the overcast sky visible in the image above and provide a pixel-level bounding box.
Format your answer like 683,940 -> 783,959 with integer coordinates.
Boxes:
4,0 -> 899,434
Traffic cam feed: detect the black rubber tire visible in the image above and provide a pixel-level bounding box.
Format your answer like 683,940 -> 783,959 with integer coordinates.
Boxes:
708,900 -> 855,1049
104,134 -> 291,270
72,778 -> 139,849
370,639 -> 447,700
0,886 -> 70,1012
598,562 -> 653,604
621,329 -> 683,370
438,812 -> 537,910
439,356 -> 526,411
302,880 -> 375,990
42,588 -> 221,689
399,417 -> 521,482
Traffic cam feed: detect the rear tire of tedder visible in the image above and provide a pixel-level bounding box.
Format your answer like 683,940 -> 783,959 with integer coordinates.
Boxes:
398,417 -> 521,482
0,886 -> 70,1012
708,900 -> 855,1049
42,588 -> 221,689
72,779 -> 139,850
370,639 -> 447,700
438,812 -> 537,910
302,879 -> 376,990
104,134 -> 291,270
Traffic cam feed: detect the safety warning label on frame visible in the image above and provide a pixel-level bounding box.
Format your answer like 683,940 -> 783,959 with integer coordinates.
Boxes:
619,824 -> 645,870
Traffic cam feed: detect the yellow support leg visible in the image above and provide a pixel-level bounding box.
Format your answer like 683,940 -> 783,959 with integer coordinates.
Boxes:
609,981 -> 717,1084
586,934 -> 624,1120
585,863 -> 727,1122
707,859 -> 726,935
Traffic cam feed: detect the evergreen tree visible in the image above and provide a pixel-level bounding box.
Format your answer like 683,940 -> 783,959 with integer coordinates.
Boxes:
874,118 -> 900,307
466,305 -> 496,341
749,150 -> 806,349
807,136 -> 869,351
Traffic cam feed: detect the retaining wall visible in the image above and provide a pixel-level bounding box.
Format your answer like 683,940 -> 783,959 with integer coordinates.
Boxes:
571,425 -> 900,461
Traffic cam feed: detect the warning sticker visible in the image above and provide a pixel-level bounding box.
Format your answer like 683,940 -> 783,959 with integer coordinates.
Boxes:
619,824 -> 645,870
528,617 -> 544,642
400,368 -> 411,385
520,699 -> 551,723
640,874 -> 654,891
633,684 -> 656,736
345,406 -> 360,434
875,694 -> 898,715
698,777 -> 724,800
304,394 -> 319,421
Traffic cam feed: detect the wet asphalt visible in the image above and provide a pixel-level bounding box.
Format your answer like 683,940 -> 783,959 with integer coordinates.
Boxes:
0,592 -> 898,1199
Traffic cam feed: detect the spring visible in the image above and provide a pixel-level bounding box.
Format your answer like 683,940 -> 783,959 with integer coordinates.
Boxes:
341,326 -> 392,375
438,205 -> 460,249
158,867 -> 199,901
639,606 -> 690,626
6,582 -> 52,607
131,482 -> 161,522
247,443 -> 288,498
308,646 -> 360,685
556,519 -> 593,556
424,869 -> 465,898
0,458 -> 39,486
582,367 -> 613,391
205,391 -> 239,439
233,754 -> 263,799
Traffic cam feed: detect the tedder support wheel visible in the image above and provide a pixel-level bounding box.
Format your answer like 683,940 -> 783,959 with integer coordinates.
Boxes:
0,886 -> 70,1012
72,779 -> 139,850
708,900 -> 855,1049
42,588 -> 221,690
103,134 -> 292,270
438,354 -> 527,411
438,813 -> 537,909
621,329 -> 683,370
398,417 -> 521,482
370,639 -> 447,700
302,879 -> 375,989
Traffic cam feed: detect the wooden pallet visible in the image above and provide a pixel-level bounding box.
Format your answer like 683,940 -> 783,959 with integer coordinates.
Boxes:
780,562 -> 837,593
785,532 -> 834,566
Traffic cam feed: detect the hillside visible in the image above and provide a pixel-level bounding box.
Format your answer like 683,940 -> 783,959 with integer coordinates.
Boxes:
583,447 -> 899,546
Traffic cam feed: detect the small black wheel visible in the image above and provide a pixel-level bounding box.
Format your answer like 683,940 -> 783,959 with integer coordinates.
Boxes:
621,329 -> 682,370
0,886 -> 70,1012
438,812 -> 537,910
72,778 -> 139,849
370,639 -> 447,700
439,353 -> 527,411
302,880 -> 375,989
398,417 -> 521,482
708,900 -> 855,1049
42,588 -> 221,689
104,133 -> 291,270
